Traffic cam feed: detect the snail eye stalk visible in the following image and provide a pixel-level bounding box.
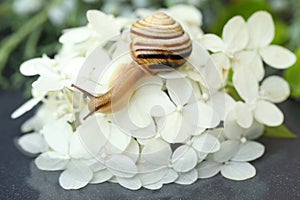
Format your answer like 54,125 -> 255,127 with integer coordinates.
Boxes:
71,84 -> 97,98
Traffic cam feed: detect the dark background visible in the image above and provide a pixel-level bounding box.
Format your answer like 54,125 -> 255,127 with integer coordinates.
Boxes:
0,90 -> 299,200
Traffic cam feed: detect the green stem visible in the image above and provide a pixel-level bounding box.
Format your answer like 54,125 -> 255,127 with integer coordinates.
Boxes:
24,28 -> 42,59
0,8 -> 48,84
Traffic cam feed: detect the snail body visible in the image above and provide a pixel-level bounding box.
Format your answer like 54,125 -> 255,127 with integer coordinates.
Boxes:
72,12 -> 192,119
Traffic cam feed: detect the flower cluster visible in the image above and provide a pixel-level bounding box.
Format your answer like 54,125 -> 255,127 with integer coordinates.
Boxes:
12,5 -> 295,190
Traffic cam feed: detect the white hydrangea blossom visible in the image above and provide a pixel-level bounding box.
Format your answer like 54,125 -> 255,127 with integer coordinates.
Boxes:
12,6 -> 295,190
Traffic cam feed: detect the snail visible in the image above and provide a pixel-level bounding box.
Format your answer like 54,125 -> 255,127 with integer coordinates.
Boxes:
72,12 -> 192,119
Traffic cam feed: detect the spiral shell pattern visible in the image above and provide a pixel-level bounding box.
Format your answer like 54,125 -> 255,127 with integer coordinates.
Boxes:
130,12 -> 192,72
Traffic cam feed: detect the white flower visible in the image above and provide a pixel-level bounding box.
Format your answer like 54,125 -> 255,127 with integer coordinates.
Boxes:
141,168 -> 178,190
18,132 -> 48,154
19,54 -> 84,93
13,8 -> 294,191
34,118 -> 101,189
156,78 -> 220,143
87,10 -> 125,39
229,12 -> 295,102
195,125 -> 264,181
125,80 -> 174,131
48,0 -> 76,26
259,75 -> 290,103
13,0 -> 43,15
175,169 -> 198,185
11,88 -> 46,119
246,11 -> 296,69
201,11 -> 296,93
171,130 -> 220,173
200,16 -> 258,87
197,138 -> 264,180
200,15 -> 249,58
59,10 -> 131,58
228,75 -> 289,128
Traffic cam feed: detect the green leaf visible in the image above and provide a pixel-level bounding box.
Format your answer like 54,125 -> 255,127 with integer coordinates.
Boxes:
210,0 -> 270,34
284,47 -> 300,98
0,8 -> 48,88
273,20 -> 288,45
263,125 -> 297,138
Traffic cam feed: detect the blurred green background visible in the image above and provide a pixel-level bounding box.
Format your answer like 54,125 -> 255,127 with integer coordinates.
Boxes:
0,0 -> 300,98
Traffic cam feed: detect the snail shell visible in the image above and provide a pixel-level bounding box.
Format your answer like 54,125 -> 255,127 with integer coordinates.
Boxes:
130,12 -> 192,74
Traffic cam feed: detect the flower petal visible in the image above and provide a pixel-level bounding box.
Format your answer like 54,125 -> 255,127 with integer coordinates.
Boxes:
18,133 -> 48,154
185,101 -> 219,129
139,168 -> 167,185
158,70 -> 186,79
202,58 -> 224,93
59,161 -> 93,189
168,4 -> 202,26
211,52 -> 230,70
159,112 -> 190,143
233,67 -> 258,103
116,176 -> 142,190
35,152 -> 69,171
86,10 -> 120,39
59,27 -> 91,44
200,34 -> 225,52
208,92 -> 235,121
224,108 -> 243,140
254,100 -> 284,126
172,145 -> 198,172
192,133 -> 220,153
129,85 -> 174,128
69,132 -> 93,159
20,56 -> 55,76
234,101 -> 253,128
32,75 -> 63,92
175,169 -> 198,185
105,123 -> 131,154
247,11 -> 274,48
112,35 -> 130,59
188,40 -> 211,70
143,182 -> 163,190
233,51 -> 264,81
213,140 -> 240,163
161,168 -> 178,184
105,155 -> 137,178
75,46 -> 111,93
197,161 -> 221,178
260,75 -> 290,103
84,159 -> 106,172
130,122 -> 157,139
123,139 -> 140,163
220,161 -> 256,181
11,97 -> 42,119
223,16 -> 248,52
90,169 -> 113,184
166,78 -> 193,106
259,45 -> 296,69
231,141 -> 265,162
42,119 -> 73,155
140,138 -> 172,166
242,120 -> 264,140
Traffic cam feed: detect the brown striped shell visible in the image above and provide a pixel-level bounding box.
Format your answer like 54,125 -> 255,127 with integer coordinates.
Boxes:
130,12 -> 192,74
